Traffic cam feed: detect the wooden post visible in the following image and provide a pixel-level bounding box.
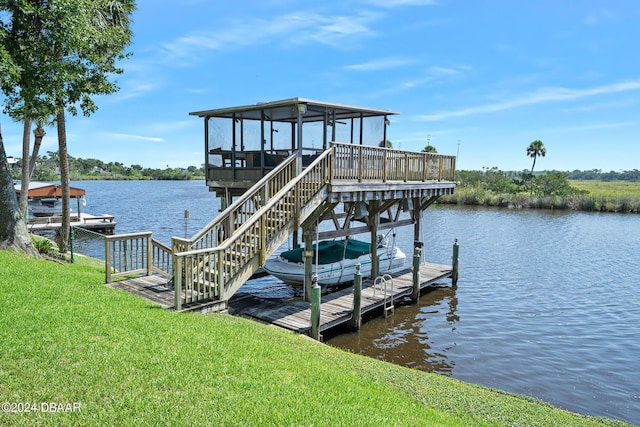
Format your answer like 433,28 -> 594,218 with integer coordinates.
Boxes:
146,233 -> 153,276
350,263 -> 362,330
412,196 -> 421,243
310,275 -> 321,341
105,237 -> 111,283
411,245 -> 422,302
174,256 -> 183,311
452,238 -> 459,286
303,226 -> 313,302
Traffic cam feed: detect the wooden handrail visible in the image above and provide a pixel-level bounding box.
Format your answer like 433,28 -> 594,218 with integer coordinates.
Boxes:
173,153 -> 299,253
172,142 -> 456,309
173,149 -> 332,309
330,141 -> 456,182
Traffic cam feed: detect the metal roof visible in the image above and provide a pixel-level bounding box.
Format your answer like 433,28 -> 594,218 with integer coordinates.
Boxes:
14,181 -> 86,198
189,97 -> 399,123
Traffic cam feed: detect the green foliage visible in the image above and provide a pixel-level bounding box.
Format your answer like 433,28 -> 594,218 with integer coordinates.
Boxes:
422,144 -> 438,153
531,171 -> 586,197
526,140 -> 546,173
443,169 -> 640,213
0,250 -> 627,426
13,150 -> 205,180
482,167 -> 519,194
30,235 -> 54,255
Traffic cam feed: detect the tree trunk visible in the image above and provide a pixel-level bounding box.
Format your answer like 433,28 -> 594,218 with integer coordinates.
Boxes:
18,118 -> 32,216
0,127 -> 38,256
56,110 -> 71,253
29,125 -> 46,179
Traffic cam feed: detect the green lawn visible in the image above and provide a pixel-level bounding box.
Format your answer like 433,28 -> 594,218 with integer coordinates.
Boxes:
0,250 -> 630,426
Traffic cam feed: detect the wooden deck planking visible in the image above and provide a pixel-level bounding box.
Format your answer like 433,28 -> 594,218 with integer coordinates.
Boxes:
106,275 -> 174,309
229,262 -> 453,334
106,262 -> 453,336
28,212 -> 117,234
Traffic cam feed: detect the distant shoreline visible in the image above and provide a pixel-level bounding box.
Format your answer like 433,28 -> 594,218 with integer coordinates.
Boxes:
440,186 -> 640,214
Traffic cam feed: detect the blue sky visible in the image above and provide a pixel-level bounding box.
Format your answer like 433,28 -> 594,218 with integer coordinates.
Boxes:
2,0 -> 639,172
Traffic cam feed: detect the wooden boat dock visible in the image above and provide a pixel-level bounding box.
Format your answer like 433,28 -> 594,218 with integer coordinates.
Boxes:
229,262 -> 453,336
27,212 -> 116,234
106,262 -> 454,337
102,98 -> 459,340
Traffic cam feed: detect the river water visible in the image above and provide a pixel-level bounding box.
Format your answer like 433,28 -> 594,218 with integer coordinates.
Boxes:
72,180 -> 639,424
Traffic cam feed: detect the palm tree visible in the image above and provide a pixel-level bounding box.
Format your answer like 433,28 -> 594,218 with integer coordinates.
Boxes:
526,140 -> 546,173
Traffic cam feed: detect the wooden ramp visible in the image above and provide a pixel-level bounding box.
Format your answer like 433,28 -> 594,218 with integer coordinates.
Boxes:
229,262 -> 453,335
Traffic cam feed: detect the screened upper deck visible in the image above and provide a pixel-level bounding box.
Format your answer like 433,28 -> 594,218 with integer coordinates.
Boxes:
190,98 -> 398,195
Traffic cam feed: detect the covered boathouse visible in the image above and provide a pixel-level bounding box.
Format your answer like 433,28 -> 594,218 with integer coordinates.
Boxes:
106,98 -> 457,336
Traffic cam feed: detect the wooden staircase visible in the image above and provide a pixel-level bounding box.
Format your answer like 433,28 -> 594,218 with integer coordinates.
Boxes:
171,149 -> 332,311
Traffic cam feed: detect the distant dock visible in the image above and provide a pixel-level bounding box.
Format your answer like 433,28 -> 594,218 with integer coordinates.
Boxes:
27,213 -> 117,234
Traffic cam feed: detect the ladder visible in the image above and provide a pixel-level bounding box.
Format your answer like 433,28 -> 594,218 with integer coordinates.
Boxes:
373,273 -> 395,317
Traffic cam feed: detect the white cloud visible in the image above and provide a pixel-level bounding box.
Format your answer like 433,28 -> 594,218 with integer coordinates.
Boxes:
100,132 -> 165,142
344,57 -> 416,71
419,80 -> 640,121
159,11 -> 381,65
365,0 -> 437,7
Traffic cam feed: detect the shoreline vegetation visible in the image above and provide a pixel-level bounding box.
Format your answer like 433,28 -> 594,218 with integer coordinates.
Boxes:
0,250 -> 632,426
440,170 -> 640,214
10,152 -> 639,212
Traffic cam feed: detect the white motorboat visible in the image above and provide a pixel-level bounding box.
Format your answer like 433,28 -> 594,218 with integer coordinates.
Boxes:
263,237 -> 406,286
28,198 -> 67,217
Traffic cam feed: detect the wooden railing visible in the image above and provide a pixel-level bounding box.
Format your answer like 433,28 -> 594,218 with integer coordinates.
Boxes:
172,154 -> 299,255
105,232 -> 172,282
331,142 -> 456,182
173,150 -> 332,310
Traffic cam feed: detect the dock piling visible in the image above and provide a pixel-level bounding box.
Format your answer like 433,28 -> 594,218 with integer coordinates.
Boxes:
350,264 -> 363,330
310,275 -> 321,341
411,243 -> 422,302
452,238 -> 459,286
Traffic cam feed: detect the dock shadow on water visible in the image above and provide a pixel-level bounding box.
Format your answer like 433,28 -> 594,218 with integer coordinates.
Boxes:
326,284 -> 459,375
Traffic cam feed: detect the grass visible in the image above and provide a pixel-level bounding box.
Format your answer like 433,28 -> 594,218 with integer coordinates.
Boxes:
0,250 -> 631,426
569,180 -> 640,198
441,181 -> 640,213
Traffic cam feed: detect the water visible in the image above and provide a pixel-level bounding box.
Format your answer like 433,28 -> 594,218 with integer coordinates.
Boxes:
72,181 -> 640,424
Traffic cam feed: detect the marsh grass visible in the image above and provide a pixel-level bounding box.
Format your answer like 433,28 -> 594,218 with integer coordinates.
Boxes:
442,181 -> 640,213
0,251 -> 630,426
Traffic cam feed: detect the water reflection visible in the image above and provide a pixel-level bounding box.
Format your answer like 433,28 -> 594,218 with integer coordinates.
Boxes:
328,285 -> 459,375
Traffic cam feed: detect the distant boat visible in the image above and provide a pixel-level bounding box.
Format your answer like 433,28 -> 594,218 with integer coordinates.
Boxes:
263,237 -> 406,286
28,198 -> 68,217
14,181 -> 84,217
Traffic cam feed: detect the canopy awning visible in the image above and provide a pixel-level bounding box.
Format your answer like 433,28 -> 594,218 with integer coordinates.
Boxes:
189,97 -> 399,123
14,181 -> 86,198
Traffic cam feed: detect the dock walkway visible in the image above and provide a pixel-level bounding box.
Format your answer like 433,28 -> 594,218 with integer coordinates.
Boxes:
106,262 -> 453,336
230,262 -> 452,334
